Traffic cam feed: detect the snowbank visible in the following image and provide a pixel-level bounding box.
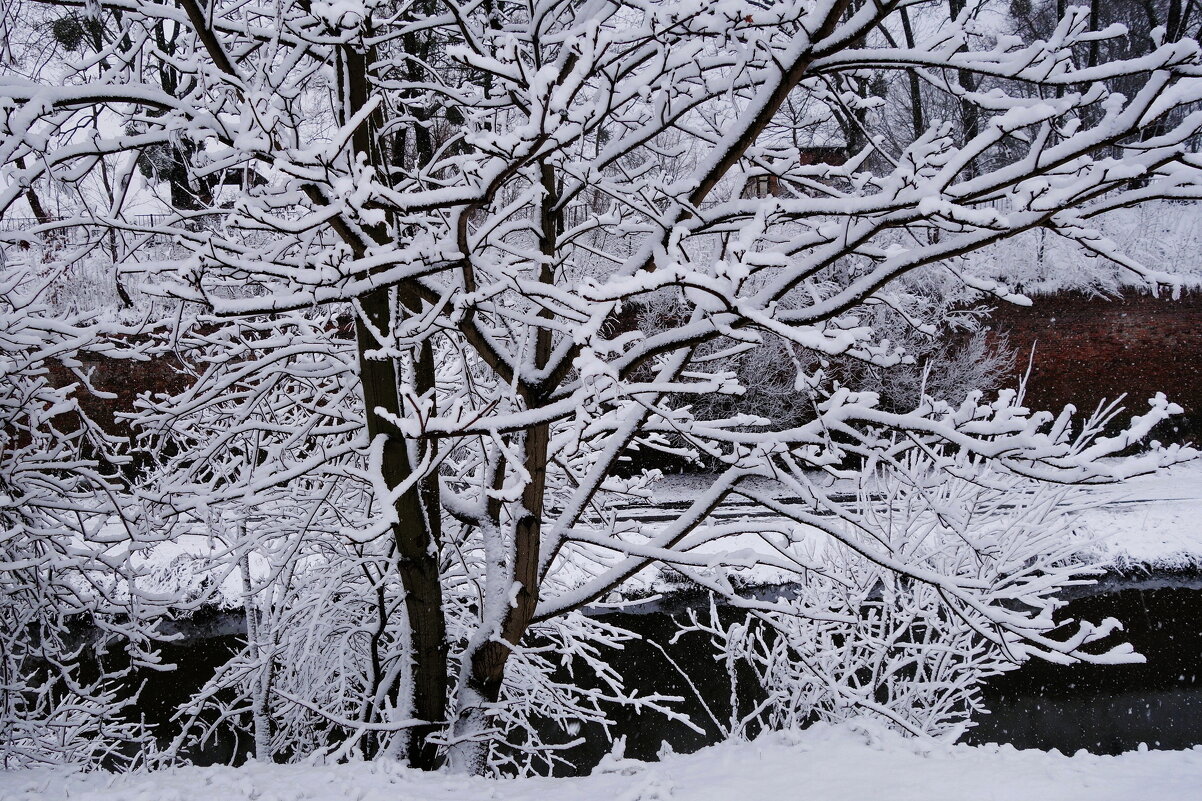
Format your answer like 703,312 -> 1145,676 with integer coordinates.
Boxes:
3,722 -> 1201,801
123,460 -> 1202,610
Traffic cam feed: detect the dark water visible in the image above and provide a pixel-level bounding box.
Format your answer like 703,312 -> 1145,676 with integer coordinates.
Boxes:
117,574 -> 1202,769
129,609 -> 247,764
966,582 -> 1202,754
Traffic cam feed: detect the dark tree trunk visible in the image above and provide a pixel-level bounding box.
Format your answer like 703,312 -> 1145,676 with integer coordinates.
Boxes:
354,288 -> 449,771
343,33 -> 449,768
949,0 -> 980,175
900,8 -> 924,139
466,163 -> 558,704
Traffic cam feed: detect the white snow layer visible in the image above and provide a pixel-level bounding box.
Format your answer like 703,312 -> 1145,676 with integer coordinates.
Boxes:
135,459 -> 1202,608
643,460 -> 1202,570
1073,460 -> 1202,568
3,722 -> 1201,801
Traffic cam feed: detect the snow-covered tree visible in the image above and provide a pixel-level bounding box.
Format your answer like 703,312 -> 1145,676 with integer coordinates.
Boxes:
0,256 -> 165,768
3,0 -> 1202,772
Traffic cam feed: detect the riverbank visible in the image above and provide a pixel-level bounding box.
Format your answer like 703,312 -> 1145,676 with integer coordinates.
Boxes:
133,459 -> 1202,608
609,459 -> 1202,596
4,721 -> 1200,801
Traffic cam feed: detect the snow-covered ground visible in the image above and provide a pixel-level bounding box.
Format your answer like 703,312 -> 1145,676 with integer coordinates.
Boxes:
1074,460 -> 1202,568
645,460 -> 1202,566
136,459 -> 1202,608
600,459 -> 1202,596
3,722 -> 1201,801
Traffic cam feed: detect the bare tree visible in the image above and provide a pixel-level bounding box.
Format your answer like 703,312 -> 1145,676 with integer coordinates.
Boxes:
3,0 -> 1201,772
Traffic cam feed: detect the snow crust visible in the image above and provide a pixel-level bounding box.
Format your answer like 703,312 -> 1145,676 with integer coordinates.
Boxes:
3,722 -> 1200,801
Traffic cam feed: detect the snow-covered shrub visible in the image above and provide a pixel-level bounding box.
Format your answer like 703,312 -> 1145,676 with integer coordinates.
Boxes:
0,265 -> 162,768
7,0 -> 1202,774
680,426 -> 1131,740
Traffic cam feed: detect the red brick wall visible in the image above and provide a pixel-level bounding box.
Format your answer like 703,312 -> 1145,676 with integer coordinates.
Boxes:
47,353 -> 188,435
44,292 -> 1202,450
984,290 -> 1202,444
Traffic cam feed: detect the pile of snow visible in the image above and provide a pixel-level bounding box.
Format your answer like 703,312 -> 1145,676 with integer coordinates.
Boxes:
3,722 -> 1201,801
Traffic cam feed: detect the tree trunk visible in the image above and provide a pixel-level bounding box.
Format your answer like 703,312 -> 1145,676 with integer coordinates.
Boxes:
900,9 -> 924,139
239,543 -> 271,762
355,288 -> 448,770
948,0 -> 980,176
453,163 -> 559,770
337,22 -> 450,768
